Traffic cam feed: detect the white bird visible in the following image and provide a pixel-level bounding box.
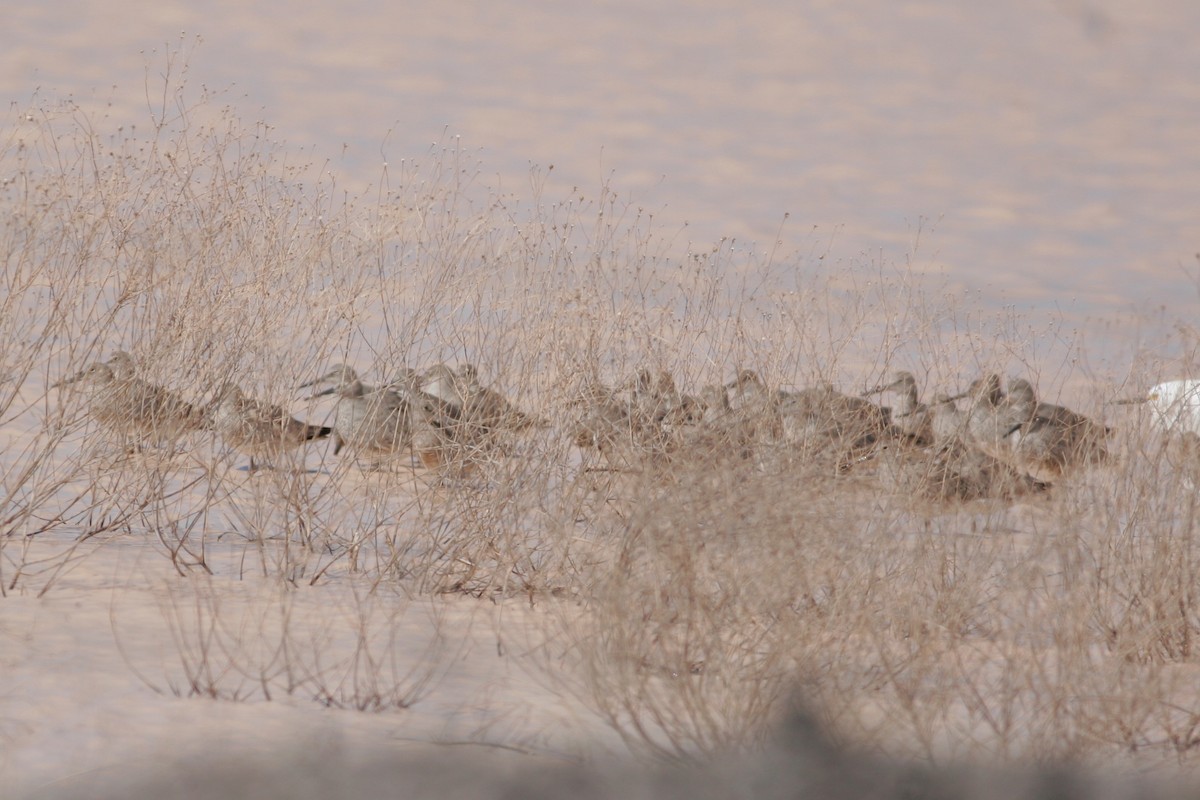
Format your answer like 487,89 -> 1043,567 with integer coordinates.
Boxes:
1142,380 -> 1200,435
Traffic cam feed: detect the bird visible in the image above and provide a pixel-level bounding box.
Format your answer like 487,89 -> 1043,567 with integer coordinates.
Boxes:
725,369 -> 778,413
386,366 -> 421,393
381,367 -> 478,471
777,381 -> 892,465
455,363 -> 546,436
723,370 -> 783,442
300,365 -> 411,463
569,378 -> 662,469
669,382 -> 765,465
105,350 -> 137,380
418,364 -> 464,411
628,367 -> 694,444
408,389 -> 472,473
696,383 -> 732,425
208,384 -> 331,471
51,360 -> 202,450
1115,379 -> 1200,436
871,438 -> 1050,503
961,373 -> 1023,455
1005,378 -> 1109,475
929,392 -> 970,446
862,371 -> 933,446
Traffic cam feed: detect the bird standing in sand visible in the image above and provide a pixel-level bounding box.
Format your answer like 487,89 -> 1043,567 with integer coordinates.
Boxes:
777,381 -> 891,464
407,388 -> 473,473
301,364 -> 412,464
52,358 -> 202,450
209,384 -> 332,471
724,370 -> 784,442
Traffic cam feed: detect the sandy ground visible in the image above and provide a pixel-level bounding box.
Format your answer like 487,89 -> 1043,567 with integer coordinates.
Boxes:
1,521 -> 620,797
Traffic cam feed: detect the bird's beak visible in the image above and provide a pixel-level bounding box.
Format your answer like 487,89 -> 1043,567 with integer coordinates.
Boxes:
50,370 -> 84,390
1110,395 -> 1150,406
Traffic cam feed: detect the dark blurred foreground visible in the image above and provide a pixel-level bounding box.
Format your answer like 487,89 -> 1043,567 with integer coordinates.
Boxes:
28,710 -> 1187,800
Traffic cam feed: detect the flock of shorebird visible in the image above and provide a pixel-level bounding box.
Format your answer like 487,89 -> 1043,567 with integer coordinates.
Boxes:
47,350 -> 1141,503
569,366 -> 1113,500
50,352 -> 543,474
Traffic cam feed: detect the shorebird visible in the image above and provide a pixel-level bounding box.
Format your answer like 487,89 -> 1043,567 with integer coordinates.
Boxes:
209,384 -> 332,471
630,367 -> 698,439
378,366 -> 473,471
386,366 -> 421,393
408,388 -> 473,472
777,381 -> 892,461
569,378 -> 662,469
419,364 -> 464,411
1005,378 -> 1109,475
696,383 -> 732,425
105,350 -> 137,380
862,371 -> 933,446
929,392 -> 969,446
726,369 -> 777,412
1004,378 -> 1038,425
51,360 -> 202,449
724,370 -> 783,441
569,381 -> 627,450
961,373 -> 1022,454
669,381 -> 766,464
455,363 -> 545,435
871,438 -> 1050,503
300,365 -> 411,463
631,367 -> 671,420
673,392 -> 705,428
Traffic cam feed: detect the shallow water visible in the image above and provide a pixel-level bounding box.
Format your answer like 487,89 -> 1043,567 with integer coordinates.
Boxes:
5,0 -> 1200,361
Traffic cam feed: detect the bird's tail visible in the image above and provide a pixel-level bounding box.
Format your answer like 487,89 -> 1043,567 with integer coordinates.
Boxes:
305,425 -> 333,441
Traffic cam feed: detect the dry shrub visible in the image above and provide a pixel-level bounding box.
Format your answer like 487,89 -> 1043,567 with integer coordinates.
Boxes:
556,461 -> 869,760
135,575 -> 443,711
